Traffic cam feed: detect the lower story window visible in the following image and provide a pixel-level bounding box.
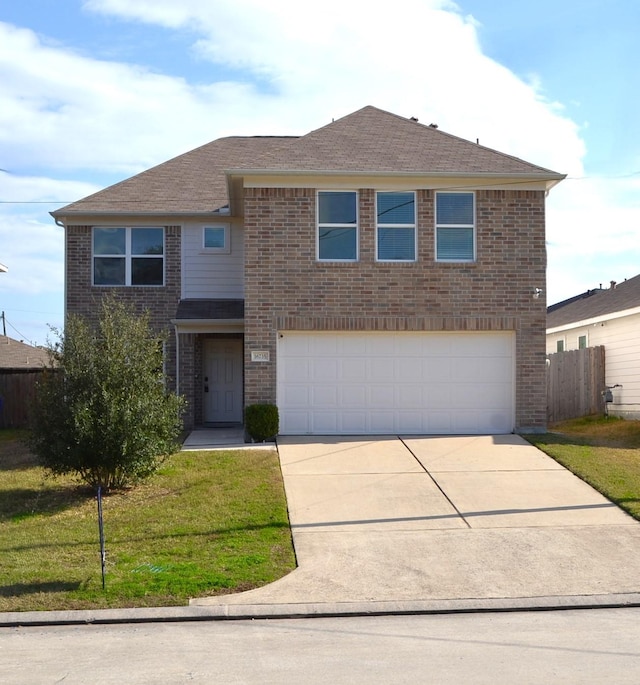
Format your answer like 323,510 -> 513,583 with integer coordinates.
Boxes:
93,227 -> 164,286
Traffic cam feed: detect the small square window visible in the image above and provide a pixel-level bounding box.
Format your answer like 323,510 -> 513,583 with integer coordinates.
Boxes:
556,340 -> 565,352
203,225 -> 230,253
578,335 -> 587,349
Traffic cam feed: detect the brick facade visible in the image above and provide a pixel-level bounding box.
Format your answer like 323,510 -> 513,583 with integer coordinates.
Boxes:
65,224 -> 188,419
243,187 -> 548,432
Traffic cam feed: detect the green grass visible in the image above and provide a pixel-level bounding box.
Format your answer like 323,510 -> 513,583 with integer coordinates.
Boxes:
526,415 -> 640,521
0,430 -> 295,612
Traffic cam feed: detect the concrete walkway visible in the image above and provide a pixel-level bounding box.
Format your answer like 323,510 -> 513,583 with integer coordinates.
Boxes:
193,434 -> 640,611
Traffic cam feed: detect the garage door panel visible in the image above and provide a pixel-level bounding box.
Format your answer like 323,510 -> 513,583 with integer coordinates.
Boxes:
368,411 -> 395,433
423,357 -> 452,382
311,385 -> 337,406
398,385 -> 423,406
369,385 -> 393,408
342,357 -> 367,380
285,411 -> 311,434
312,358 -> 339,381
370,361 -> 395,382
339,412 -> 367,433
277,331 -> 514,435
281,358 -> 311,381
282,385 -> 310,408
312,412 -> 339,433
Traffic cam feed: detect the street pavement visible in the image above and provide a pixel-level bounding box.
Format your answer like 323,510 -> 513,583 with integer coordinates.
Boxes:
2,608 -> 640,684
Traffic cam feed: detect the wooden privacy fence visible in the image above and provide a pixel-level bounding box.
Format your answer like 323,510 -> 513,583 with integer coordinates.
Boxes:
0,369 -> 44,429
546,345 -> 606,423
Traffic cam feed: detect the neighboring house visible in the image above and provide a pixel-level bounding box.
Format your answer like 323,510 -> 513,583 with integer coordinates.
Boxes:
51,106 -> 564,435
547,275 -> 640,419
0,335 -> 49,428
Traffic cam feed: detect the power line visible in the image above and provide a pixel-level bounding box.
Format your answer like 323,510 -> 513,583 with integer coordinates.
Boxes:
5,317 -> 36,346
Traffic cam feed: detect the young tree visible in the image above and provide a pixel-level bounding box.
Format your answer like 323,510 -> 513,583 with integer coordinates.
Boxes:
29,297 -> 185,492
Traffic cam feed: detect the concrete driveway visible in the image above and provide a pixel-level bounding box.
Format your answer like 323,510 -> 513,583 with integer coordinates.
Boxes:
194,434 -> 640,611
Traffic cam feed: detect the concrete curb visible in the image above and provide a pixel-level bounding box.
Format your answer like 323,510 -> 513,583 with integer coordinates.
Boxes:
2,593 -> 640,627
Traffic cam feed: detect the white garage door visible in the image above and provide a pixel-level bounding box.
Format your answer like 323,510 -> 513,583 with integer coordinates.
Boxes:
277,331 -> 514,435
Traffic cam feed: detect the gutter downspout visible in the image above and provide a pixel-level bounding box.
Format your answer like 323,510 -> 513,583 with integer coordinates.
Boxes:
174,324 -> 180,397
53,217 -> 67,331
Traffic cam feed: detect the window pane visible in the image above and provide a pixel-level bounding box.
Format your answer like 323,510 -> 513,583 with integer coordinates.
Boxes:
94,257 -> 125,285
204,226 -> 226,249
94,227 -> 125,255
319,227 -> 357,260
377,227 -> 415,260
437,193 -> 474,225
437,227 -> 474,260
132,257 -> 163,285
377,192 -> 415,224
319,192 -> 357,224
132,228 -> 164,255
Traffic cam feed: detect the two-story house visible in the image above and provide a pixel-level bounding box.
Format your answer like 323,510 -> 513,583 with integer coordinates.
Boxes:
52,106 -> 564,435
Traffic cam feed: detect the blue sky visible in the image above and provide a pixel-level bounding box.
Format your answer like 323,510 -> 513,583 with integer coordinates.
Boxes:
1,0 -> 638,345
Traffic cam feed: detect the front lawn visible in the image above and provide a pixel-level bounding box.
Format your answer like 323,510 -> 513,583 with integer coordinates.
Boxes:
525,416 -> 640,521
0,431 -> 295,612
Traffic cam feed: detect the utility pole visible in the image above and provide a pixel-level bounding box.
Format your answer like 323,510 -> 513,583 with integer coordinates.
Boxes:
1,263 -> 7,336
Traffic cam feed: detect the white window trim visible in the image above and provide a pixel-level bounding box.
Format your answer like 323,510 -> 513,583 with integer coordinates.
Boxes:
375,190 -> 417,262
201,224 -> 231,254
435,191 -> 476,263
316,190 -> 359,262
92,226 -> 165,287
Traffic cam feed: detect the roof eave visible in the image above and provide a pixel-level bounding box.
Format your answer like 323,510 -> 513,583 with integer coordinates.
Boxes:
547,304 -> 640,333
226,168 -> 566,192
51,209 -> 230,220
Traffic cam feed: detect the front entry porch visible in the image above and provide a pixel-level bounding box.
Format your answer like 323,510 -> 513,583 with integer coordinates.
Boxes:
173,298 -> 245,430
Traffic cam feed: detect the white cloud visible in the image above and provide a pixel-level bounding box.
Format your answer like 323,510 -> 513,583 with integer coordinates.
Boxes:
81,0 -> 585,175
1,0 -> 637,328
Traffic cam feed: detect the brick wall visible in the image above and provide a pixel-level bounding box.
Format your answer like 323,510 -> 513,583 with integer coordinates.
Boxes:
65,225 -> 189,421
243,187 -> 548,432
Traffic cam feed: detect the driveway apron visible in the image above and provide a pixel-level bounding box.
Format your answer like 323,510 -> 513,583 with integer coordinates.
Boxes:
197,435 -> 640,607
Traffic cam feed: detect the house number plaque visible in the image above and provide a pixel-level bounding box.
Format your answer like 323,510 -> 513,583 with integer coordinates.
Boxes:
251,351 -> 270,362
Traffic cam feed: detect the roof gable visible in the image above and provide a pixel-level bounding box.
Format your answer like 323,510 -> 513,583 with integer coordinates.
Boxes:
242,106 -> 562,176
53,106 -> 564,217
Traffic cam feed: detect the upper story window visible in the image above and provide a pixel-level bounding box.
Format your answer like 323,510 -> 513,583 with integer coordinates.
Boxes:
93,227 -> 164,286
317,191 -> 358,261
376,191 -> 416,261
202,224 -> 230,253
435,192 -> 475,262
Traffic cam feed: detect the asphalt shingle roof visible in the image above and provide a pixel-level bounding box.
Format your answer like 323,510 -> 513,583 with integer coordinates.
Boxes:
0,336 -> 49,370
175,299 -> 244,320
547,274 -> 640,328
52,106 -> 564,217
